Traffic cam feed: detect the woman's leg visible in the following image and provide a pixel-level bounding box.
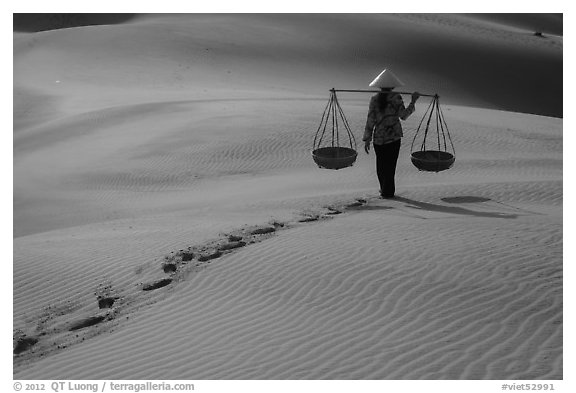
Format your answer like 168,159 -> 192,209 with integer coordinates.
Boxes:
377,140 -> 401,198
373,143 -> 387,195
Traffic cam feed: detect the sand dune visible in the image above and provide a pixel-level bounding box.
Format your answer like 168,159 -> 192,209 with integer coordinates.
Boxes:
13,14 -> 562,380
14,14 -> 561,116
13,13 -> 137,33
464,13 -> 562,36
13,180 -> 562,379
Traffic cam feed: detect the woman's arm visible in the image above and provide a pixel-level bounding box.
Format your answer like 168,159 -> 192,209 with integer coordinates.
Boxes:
363,96 -> 377,142
363,96 -> 378,154
399,92 -> 420,120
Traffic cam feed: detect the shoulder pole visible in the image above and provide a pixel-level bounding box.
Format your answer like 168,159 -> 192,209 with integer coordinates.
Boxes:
330,88 -> 437,98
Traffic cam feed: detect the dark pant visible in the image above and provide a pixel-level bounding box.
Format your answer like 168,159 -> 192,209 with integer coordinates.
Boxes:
373,140 -> 401,198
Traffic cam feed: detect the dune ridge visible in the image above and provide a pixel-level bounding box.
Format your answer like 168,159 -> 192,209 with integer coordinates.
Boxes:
14,14 -> 561,116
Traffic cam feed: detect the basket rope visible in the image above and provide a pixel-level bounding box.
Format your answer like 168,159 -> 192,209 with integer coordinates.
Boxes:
333,91 -> 357,149
410,95 -> 455,159
313,90 -> 357,152
313,94 -> 333,150
437,98 -> 456,158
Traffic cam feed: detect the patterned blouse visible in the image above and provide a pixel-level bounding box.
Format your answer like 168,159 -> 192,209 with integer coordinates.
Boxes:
363,92 -> 415,145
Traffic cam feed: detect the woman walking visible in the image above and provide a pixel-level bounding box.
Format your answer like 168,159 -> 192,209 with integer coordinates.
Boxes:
363,69 -> 420,199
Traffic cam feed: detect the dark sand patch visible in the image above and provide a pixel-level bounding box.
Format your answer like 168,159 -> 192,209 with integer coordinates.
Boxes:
142,279 -> 173,291
69,316 -> 106,331
299,216 -> 320,223
163,263 -> 177,273
14,337 -> 39,354
346,199 -> 367,208
198,251 -> 223,262
97,297 -> 115,309
251,227 -> 276,235
181,252 -> 194,262
218,241 -> 247,251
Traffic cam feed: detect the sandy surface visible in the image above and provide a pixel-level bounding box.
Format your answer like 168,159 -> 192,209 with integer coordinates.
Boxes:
13,14 -> 562,379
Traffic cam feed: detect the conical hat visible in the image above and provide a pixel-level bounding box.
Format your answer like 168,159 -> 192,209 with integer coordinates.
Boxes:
369,69 -> 405,88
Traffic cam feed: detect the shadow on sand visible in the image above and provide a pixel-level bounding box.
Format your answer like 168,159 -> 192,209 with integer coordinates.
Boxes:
345,196 -> 518,220
395,197 -> 518,219
441,196 -> 492,204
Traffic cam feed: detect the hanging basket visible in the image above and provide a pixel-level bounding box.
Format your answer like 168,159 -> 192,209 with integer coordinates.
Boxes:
410,95 -> 456,173
312,90 -> 357,170
312,146 -> 358,170
411,150 -> 455,172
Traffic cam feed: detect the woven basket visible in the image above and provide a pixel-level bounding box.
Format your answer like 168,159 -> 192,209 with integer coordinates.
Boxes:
312,147 -> 358,170
411,150 -> 455,172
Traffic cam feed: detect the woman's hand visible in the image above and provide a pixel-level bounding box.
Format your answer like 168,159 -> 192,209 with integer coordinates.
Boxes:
411,91 -> 421,103
364,141 -> 371,154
